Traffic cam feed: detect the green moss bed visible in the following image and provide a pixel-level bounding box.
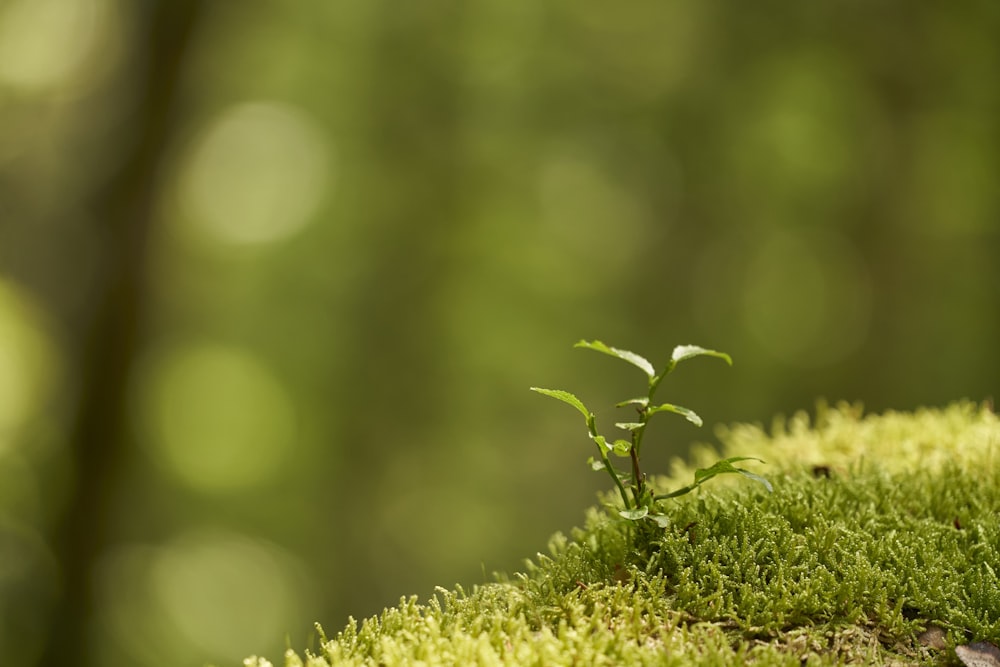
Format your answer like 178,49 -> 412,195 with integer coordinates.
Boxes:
247,401 -> 1000,666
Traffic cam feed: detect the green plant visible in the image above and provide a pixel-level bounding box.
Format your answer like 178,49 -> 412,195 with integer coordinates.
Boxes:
532,340 -> 771,527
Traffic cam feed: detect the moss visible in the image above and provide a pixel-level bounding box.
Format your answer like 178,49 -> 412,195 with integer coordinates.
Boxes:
246,401 -> 999,666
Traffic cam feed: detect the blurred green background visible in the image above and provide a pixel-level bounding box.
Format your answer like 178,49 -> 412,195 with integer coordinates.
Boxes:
1,1 -> 998,665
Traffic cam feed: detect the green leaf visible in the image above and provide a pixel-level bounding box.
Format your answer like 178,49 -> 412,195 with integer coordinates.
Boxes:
713,455 -> 766,468
693,458 -> 737,483
615,422 -> 645,431
575,340 -> 655,378
587,457 -> 605,471
694,456 -> 768,486
619,507 -> 648,520
671,345 -> 732,366
611,439 -> 632,456
648,513 -> 671,528
656,457 -> 769,500
737,469 -> 774,493
530,387 -> 591,421
647,403 -> 703,427
615,397 -> 649,409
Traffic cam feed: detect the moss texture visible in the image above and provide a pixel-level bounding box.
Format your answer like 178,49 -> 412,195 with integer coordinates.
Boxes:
247,401 -> 999,666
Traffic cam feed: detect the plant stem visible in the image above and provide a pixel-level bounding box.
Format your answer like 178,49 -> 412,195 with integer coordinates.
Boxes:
630,444 -> 643,504
602,447 -> 631,509
589,414 -> 631,509
630,406 -> 648,506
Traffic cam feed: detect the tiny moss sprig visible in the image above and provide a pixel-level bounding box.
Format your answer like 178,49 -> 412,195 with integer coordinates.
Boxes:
532,340 -> 771,526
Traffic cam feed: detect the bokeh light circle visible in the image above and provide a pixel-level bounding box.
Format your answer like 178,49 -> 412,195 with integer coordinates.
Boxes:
176,101 -> 331,246
151,530 -> 298,659
97,531 -> 307,666
0,279 -> 56,445
135,342 -> 296,491
0,0 -> 108,93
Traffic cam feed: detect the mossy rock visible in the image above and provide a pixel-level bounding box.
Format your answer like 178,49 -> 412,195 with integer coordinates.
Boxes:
248,401 -> 1000,666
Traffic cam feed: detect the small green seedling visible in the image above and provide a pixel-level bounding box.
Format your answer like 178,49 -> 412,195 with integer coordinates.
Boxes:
532,340 -> 771,527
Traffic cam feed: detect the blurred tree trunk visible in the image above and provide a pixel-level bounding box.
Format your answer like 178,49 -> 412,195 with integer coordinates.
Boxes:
328,2 -> 466,616
39,3 -> 202,666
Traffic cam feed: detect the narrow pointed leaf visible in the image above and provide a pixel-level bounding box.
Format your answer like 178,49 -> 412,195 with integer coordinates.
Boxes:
718,456 -> 766,467
694,457 -> 769,487
671,345 -> 733,366
616,397 -> 649,409
693,468 -> 721,485
694,458 -> 738,483
530,387 -> 591,421
615,422 -> 645,431
736,469 -> 773,493
648,403 -> 703,427
659,457 -> 768,500
575,340 -> 655,378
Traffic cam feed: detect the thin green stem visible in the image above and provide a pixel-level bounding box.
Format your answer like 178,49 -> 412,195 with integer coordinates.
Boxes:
632,417 -> 646,459
588,415 -> 631,509
647,361 -> 674,399
629,444 -> 643,504
602,446 -> 631,510
630,404 -> 649,507
628,364 -> 676,511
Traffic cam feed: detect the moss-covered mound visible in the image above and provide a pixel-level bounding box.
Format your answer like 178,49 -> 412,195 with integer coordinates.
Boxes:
247,402 -> 1000,666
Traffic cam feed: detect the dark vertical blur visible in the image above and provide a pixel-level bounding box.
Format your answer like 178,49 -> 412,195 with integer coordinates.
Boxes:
37,3 -> 202,666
